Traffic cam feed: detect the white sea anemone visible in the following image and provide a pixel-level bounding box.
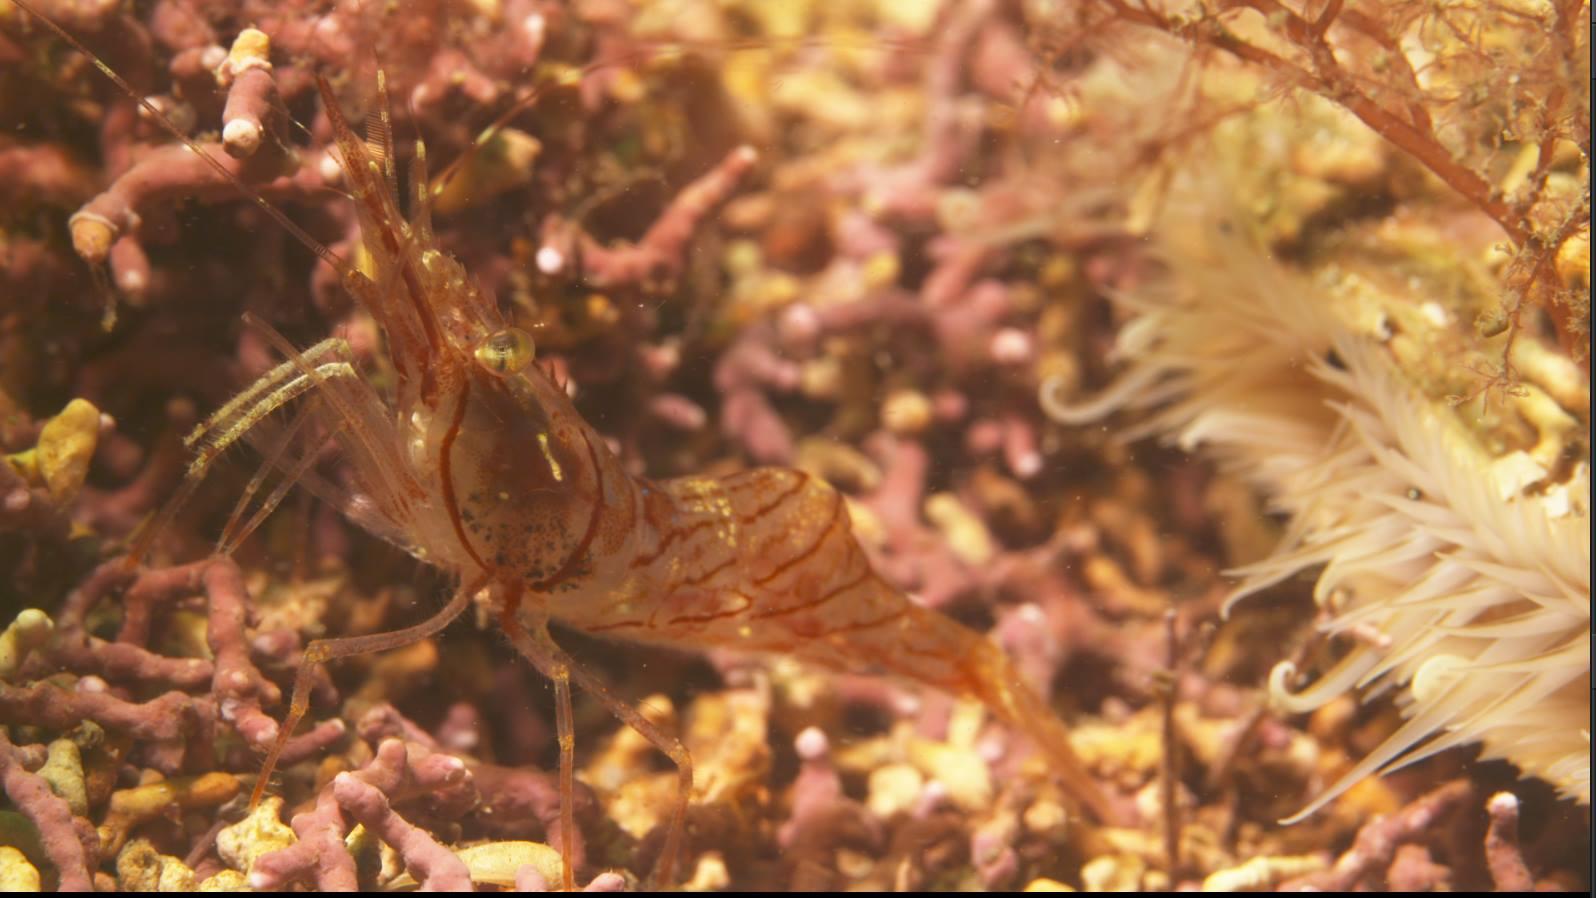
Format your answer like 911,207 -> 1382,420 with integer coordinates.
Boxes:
1044,185 -> 1591,815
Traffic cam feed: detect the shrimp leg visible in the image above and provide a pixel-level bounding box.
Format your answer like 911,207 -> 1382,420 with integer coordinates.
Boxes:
499,603 -> 578,891
128,359 -> 362,565
215,398 -> 319,555
504,604 -> 693,889
183,337 -> 348,451
249,576 -> 486,807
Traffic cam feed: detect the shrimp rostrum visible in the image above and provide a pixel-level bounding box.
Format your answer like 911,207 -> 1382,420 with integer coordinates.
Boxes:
25,12 -> 1113,890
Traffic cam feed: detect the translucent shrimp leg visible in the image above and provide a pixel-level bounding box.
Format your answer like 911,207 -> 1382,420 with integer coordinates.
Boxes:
249,575 -> 488,808
503,603 -> 693,890
214,398 -> 320,555
128,356 -> 363,565
241,317 -> 418,507
182,337 -> 348,451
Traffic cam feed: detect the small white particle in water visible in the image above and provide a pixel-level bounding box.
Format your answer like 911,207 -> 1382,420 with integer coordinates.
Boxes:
118,268 -> 147,292
989,327 -> 1034,365
1012,451 -> 1043,479
318,151 -> 343,183
536,245 -> 564,274
795,726 -> 829,760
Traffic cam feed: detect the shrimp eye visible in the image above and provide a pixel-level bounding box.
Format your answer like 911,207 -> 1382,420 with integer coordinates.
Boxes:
474,328 -> 536,375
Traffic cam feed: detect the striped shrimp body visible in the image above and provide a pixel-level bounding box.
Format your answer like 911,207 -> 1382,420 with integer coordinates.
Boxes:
17,3 -> 1109,886
272,140 -> 1115,874
266,113 -> 1115,882
553,467 -> 1113,819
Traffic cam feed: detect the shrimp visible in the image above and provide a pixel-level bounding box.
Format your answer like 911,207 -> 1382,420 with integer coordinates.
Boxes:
15,2 -> 1113,887
253,103 -> 1113,879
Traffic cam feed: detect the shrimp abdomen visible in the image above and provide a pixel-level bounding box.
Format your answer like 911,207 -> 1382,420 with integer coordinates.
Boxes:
575,467 -> 1113,821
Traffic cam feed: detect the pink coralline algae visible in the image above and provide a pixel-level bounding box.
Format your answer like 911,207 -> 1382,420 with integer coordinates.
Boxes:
0,728 -> 95,891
